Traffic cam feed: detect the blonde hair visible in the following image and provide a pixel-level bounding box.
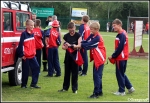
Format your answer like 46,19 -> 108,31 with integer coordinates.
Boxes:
26,19 -> 34,25
89,22 -> 100,30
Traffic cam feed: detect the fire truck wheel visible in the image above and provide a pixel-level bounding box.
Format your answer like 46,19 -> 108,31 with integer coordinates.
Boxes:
8,58 -> 22,86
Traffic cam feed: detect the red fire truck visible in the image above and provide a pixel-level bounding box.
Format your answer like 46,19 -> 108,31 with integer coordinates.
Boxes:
1,1 -> 32,86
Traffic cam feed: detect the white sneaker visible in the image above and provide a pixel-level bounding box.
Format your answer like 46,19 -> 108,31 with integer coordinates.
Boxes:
73,90 -> 77,94
128,87 -> 135,93
113,91 -> 126,96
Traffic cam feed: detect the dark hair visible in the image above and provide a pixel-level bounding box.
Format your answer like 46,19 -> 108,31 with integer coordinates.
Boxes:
82,15 -> 90,23
35,19 -> 41,26
67,22 -> 75,29
48,16 -> 52,18
112,19 -> 122,26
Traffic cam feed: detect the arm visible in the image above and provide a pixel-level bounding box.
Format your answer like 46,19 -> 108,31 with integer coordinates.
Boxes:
56,33 -> 61,46
41,30 -> 44,40
62,40 -> 68,50
78,24 -> 84,36
45,29 -> 50,37
111,34 -> 126,58
44,29 -> 51,47
81,35 -> 100,50
73,37 -> 82,49
16,32 -> 25,59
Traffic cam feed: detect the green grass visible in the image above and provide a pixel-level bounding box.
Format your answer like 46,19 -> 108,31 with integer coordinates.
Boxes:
2,31 -> 149,102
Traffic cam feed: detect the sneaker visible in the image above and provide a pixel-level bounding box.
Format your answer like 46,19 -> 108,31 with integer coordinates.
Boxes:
128,87 -> 135,93
89,93 -> 99,98
78,71 -> 82,75
58,89 -> 67,92
21,86 -> 27,88
113,91 -> 126,96
30,85 -> 41,89
80,74 -> 87,76
44,75 -> 53,77
54,75 -> 61,77
73,90 -> 77,94
98,92 -> 103,96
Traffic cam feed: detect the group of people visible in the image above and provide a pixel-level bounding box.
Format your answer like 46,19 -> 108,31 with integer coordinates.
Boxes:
106,22 -> 114,32
130,21 -> 149,34
17,13 -> 135,98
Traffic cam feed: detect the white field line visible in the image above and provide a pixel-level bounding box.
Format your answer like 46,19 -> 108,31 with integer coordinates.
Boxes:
61,32 -> 149,40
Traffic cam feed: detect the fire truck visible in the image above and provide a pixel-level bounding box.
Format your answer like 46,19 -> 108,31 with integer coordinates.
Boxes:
1,1 -> 32,86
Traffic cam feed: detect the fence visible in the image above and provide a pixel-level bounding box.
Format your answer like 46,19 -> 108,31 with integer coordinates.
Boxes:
37,16 -> 128,32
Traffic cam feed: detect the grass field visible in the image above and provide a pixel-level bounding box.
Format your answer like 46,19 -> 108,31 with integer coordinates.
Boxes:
1,30 -> 149,102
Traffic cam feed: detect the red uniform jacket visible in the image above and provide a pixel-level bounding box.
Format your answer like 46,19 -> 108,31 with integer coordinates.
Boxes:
33,28 -> 44,49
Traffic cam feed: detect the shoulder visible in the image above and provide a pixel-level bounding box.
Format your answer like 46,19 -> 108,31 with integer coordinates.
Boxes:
75,32 -> 81,37
21,31 -> 26,35
79,24 -> 84,27
118,33 -> 126,39
63,33 -> 69,38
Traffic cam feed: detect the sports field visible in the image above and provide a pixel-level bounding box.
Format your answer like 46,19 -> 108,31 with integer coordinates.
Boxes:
1,30 -> 149,102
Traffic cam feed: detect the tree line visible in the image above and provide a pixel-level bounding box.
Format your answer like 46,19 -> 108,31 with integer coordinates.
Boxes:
29,1 -> 148,20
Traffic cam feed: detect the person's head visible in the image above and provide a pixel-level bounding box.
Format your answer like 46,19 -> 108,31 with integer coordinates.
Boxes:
6,19 -> 10,25
67,22 -> 76,35
48,16 -> 52,21
81,15 -> 90,24
16,16 -> 19,22
26,19 -> 34,32
52,15 -> 57,21
32,13 -> 36,20
112,19 -> 122,32
52,20 -> 60,28
35,19 -> 41,27
89,22 -> 100,35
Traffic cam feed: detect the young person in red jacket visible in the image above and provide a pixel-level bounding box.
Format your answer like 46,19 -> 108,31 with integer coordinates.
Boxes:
33,19 -> 44,73
45,20 -> 61,77
79,22 -> 106,98
78,15 -> 90,76
108,19 -> 135,96
17,19 -> 40,88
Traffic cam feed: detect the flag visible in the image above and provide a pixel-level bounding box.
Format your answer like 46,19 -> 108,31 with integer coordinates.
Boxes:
67,48 -> 84,66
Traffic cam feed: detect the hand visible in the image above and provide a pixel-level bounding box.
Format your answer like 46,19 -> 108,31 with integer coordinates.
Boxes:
108,56 -> 112,59
22,56 -> 26,60
62,43 -> 68,50
65,42 -> 71,47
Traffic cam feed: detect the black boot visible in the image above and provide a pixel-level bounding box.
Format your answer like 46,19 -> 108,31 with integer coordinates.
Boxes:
43,62 -> 48,71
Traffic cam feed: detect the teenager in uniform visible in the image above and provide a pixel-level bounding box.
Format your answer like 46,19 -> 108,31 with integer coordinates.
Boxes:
58,22 -> 82,94
17,19 -> 40,88
45,20 -> 61,77
44,15 -> 61,74
80,22 -> 106,98
78,15 -> 90,76
108,19 -> 135,96
33,19 -> 44,73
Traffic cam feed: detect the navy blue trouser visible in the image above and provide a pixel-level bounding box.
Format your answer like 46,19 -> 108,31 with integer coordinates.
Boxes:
115,60 -> 132,92
47,47 -> 61,76
36,49 -> 42,71
21,57 -> 40,87
63,57 -> 79,92
93,64 -> 104,95
79,49 -> 88,74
